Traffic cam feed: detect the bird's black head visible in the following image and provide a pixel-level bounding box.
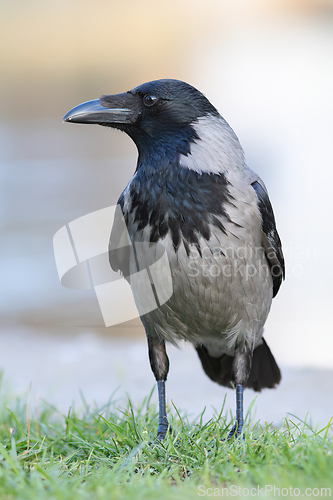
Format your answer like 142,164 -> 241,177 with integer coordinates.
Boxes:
64,79 -> 219,161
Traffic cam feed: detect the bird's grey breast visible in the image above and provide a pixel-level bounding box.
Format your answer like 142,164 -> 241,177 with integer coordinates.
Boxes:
114,165 -> 273,355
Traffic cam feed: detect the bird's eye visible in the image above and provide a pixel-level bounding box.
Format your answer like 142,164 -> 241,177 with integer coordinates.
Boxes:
143,94 -> 158,107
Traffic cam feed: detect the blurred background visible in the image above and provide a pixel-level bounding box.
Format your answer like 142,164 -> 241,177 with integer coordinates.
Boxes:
1,0 -> 333,425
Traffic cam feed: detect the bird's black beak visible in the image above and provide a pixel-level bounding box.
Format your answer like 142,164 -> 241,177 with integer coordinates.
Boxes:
63,93 -> 140,125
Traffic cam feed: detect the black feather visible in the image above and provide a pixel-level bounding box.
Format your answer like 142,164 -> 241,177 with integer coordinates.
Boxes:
126,166 -> 233,255
196,338 -> 281,392
251,181 -> 285,297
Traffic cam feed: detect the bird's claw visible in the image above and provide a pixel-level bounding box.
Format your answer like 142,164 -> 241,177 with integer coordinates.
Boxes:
227,422 -> 244,441
148,421 -> 172,444
156,422 -> 172,441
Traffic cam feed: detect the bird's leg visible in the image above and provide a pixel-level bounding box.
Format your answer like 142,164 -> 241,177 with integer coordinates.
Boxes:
157,380 -> 168,440
227,384 -> 244,440
147,335 -> 170,440
227,345 -> 252,440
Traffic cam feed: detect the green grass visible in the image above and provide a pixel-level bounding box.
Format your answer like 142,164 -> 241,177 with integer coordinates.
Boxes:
0,380 -> 332,500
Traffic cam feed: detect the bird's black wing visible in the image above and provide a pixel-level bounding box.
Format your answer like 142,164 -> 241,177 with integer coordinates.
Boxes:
251,181 -> 285,297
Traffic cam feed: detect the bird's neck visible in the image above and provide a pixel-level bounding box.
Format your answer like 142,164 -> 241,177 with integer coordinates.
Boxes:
122,114 -> 245,218
133,124 -> 197,175
178,115 -> 246,175
133,114 -> 245,178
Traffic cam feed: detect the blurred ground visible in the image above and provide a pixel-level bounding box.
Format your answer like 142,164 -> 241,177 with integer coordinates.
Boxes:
0,0 -> 333,421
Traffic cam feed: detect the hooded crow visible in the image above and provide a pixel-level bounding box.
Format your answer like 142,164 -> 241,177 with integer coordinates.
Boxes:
64,79 -> 284,440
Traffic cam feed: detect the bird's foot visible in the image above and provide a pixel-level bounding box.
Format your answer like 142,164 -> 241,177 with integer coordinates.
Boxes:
156,419 -> 172,441
227,422 -> 244,441
148,418 -> 172,444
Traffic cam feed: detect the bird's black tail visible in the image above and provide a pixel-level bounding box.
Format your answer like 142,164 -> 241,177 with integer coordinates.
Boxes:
195,338 -> 281,392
